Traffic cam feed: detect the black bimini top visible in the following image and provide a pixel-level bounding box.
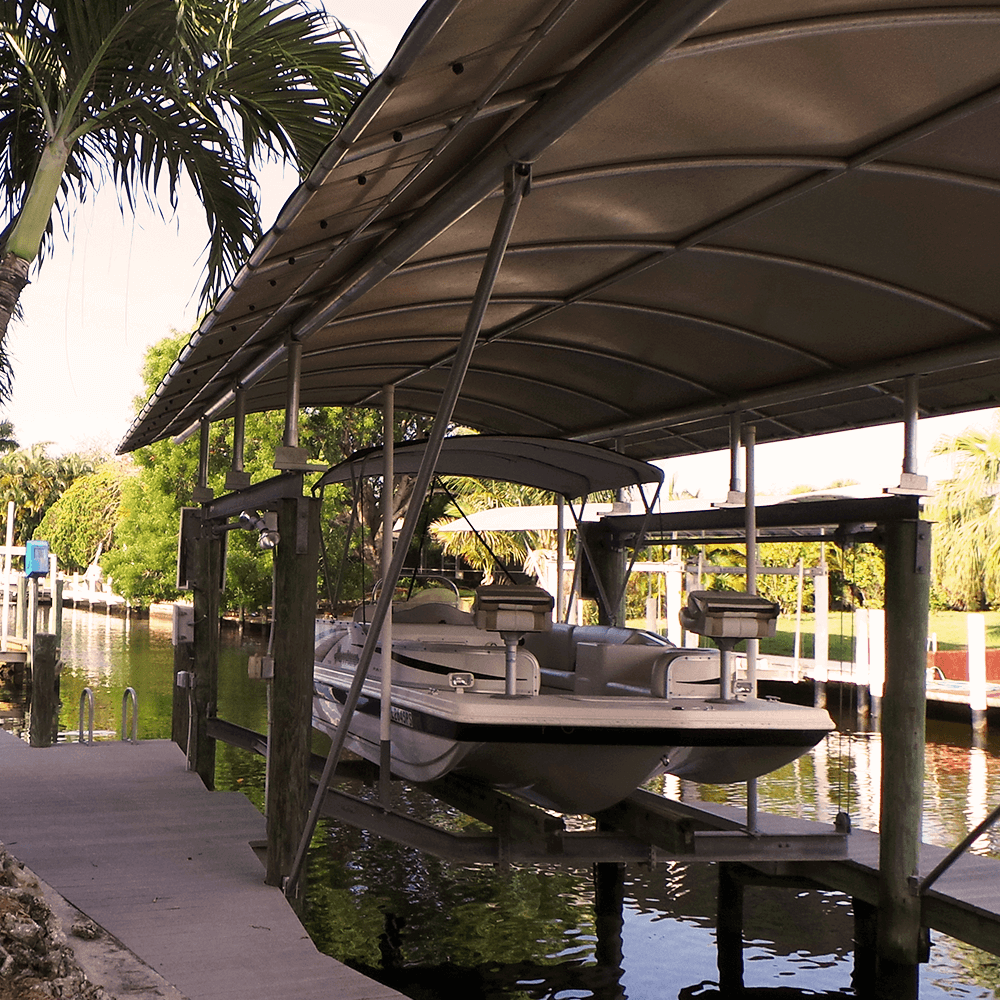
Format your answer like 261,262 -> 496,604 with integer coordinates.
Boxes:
315,435 -> 664,500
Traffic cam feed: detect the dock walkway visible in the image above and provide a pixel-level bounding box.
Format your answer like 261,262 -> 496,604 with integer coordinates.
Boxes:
0,730 -> 403,1000
759,654 -> 1000,709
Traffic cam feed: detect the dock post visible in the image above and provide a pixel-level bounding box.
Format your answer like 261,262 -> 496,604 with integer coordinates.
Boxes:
27,633 -> 59,747
813,559 -> 829,709
877,516 -> 930,991
592,860 -> 625,972
266,494 -> 320,892
16,573 -> 26,639
191,512 -> 222,789
580,521 -> 626,626
852,896 -> 878,996
172,604 -> 194,754
53,578 -> 63,647
716,863 -> 745,992
967,613 -> 988,737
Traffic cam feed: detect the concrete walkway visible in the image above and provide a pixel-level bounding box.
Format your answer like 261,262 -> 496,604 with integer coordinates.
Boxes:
0,730 -> 404,1000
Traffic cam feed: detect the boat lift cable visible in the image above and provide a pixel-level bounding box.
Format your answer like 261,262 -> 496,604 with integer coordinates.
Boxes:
436,477 -> 519,585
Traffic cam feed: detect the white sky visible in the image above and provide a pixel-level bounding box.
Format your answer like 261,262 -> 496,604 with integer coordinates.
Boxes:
2,0 -> 994,495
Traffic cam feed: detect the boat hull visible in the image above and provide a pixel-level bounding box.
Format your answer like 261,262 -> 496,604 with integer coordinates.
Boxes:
313,642 -> 833,813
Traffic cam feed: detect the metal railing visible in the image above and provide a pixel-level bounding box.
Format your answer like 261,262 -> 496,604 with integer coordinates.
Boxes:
121,687 -> 138,744
78,688 -> 94,746
919,802 -> 1000,894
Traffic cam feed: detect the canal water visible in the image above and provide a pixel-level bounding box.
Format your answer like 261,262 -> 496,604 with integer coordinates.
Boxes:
4,607 -> 999,999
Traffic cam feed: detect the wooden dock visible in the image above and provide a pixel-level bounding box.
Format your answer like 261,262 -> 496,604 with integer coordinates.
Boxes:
0,730 -> 404,1000
759,654 -> 1000,710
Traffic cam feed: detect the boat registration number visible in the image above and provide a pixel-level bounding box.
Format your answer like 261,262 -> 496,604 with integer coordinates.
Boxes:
390,705 -> 414,728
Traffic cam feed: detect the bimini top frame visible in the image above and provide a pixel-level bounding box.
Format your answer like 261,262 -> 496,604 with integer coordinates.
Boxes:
315,434 -> 665,499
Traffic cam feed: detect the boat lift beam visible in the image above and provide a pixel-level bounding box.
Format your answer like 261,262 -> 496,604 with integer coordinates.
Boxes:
284,161 -> 533,899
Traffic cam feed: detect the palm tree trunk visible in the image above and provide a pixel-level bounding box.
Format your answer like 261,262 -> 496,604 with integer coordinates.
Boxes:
0,253 -> 30,344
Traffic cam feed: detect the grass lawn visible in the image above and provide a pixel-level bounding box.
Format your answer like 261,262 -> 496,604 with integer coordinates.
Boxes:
638,610 -> 1000,658
759,610 -> 1000,659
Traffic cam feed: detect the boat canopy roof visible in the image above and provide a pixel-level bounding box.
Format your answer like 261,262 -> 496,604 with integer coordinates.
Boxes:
315,435 -> 664,499
117,0 -> 1000,464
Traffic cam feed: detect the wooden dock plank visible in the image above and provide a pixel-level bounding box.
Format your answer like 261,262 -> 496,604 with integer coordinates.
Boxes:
0,730 -> 404,1000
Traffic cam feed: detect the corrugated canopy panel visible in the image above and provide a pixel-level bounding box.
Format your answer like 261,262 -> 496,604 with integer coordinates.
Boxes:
118,0 -> 1000,462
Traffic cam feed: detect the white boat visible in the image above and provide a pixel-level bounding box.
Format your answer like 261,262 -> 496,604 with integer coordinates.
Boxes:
312,436 -> 835,815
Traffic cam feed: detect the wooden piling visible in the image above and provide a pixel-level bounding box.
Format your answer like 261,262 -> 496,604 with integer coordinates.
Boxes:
716,863 -> 745,992
580,522 -> 626,625
592,861 -> 625,968
27,633 -> 59,747
266,495 -> 320,890
967,613 -> 988,736
852,896 -> 878,996
172,604 -> 194,756
191,513 -> 222,789
877,518 -> 930,982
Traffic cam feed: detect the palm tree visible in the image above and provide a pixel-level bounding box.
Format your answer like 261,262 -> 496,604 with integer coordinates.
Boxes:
0,0 -> 369,397
926,415 -> 1000,610
0,418 -> 17,453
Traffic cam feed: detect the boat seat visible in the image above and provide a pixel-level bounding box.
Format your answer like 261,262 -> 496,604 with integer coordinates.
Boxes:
578,644 -> 721,698
524,624 -> 576,690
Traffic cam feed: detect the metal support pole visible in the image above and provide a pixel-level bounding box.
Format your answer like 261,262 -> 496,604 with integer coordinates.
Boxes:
744,423 -> 759,834
556,497 -> 566,623
903,376 -> 919,477
226,388 -> 251,491
284,162 -> 532,899
877,518 -> 930,984
891,376 -> 928,494
380,385 -> 395,806
283,340 -> 302,449
728,412 -> 743,503
193,418 -> 213,502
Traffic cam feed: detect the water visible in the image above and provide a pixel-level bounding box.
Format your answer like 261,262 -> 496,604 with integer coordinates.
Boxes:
4,608 -> 1000,998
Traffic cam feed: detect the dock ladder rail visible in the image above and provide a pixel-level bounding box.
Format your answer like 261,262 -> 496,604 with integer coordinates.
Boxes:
78,688 -> 94,746
919,801 -> 1000,894
121,687 -> 138,744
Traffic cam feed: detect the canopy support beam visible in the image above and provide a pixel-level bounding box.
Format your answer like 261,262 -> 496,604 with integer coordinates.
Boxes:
284,161 -> 532,899
225,388 -> 251,491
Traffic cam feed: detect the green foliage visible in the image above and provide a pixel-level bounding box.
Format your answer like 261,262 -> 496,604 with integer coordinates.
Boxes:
431,478 -> 556,579
0,0 -> 370,287
108,333 -> 438,609
0,442 -> 94,543
37,461 -> 131,570
683,539 -> 884,615
102,476 -> 184,605
926,415 -> 1000,610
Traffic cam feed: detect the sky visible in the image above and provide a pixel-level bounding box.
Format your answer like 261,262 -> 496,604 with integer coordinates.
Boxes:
2,0 -> 995,497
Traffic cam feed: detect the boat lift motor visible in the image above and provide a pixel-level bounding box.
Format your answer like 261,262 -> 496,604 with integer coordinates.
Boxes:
473,584 -> 553,697
680,590 -> 780,702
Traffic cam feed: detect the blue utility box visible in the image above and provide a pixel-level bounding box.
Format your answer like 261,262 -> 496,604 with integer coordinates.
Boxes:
25,540 -> 50,579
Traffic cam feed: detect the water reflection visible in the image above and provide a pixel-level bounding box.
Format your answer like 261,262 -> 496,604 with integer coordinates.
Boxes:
3,610 -> 999,999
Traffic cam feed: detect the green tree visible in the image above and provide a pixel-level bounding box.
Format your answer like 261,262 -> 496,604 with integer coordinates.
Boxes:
37,460 -> 132,570
0,0 -> 369,395
927,416 -> 1000,610
0,442 -> 92,543
0,419 -> 17,453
